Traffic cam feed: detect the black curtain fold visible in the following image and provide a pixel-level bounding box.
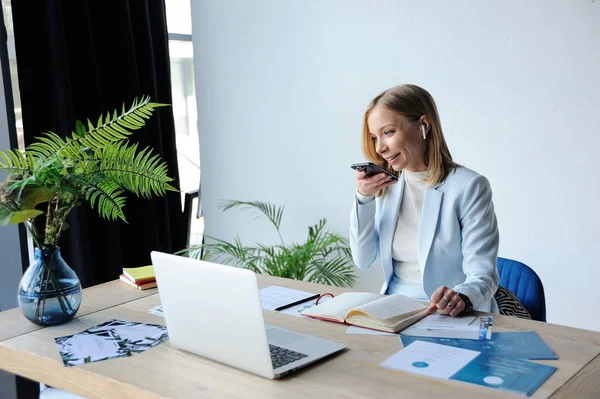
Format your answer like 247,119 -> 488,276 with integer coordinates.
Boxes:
11,0 -> 185,288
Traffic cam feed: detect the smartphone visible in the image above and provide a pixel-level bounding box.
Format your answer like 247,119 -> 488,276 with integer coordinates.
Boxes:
350,162 -> 399,180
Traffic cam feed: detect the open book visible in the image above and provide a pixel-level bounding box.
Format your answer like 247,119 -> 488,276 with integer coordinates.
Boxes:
300,292 -> 429,333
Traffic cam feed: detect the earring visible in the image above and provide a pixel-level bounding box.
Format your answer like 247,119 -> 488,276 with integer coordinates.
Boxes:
421,125 -> 427,140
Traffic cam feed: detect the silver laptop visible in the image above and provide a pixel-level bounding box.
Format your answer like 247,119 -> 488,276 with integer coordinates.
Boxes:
150,251 -> 346,379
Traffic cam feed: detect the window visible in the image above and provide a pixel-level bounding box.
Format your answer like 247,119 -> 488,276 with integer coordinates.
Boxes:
1,0 -> 204,246
1,0 -> 24,151
2,0 -> 204,244
165,0 -> 203,246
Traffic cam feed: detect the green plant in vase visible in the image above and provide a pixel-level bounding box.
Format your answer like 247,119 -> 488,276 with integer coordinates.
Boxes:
0,97 -> 177,325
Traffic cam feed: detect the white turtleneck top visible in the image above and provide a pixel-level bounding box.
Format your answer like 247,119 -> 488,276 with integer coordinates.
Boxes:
355,169 -> 429,297
391,169 -> 428,283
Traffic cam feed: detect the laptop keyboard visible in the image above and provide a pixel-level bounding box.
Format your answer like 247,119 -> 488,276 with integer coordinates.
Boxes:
269,344 -> 308,369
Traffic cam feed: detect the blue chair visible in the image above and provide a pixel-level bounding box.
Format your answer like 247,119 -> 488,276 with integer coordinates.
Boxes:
496,257 -> 546,322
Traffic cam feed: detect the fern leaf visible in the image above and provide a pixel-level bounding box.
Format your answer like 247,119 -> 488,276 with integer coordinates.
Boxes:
0,149 -> 34,174
9,150 -> 20,166
27,132 -> 68,159
26,152 -> 36,171
91,141 -> 176,198
83,180 -> 127,222
26,97 -> 169,161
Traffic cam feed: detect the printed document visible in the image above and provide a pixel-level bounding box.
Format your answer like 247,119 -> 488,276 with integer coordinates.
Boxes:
278,295 -> 331,318
259,285 -> 317,311
382,340 -> 557,395
381,340 -> 480,379
400,331 -> 558,360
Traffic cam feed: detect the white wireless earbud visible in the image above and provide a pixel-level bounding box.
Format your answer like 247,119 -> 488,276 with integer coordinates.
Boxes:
421,125 -> 427,140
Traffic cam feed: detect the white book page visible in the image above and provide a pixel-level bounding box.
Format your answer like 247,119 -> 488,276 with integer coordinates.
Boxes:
301,292 -> 383,319
353,294 -> 428,320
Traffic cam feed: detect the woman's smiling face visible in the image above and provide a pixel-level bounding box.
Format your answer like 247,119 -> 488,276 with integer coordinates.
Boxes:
367,104 -> 428,172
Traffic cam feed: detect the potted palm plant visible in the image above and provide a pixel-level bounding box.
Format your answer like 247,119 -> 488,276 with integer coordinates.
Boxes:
178,200 -> 357,287
0,97 -> 177,325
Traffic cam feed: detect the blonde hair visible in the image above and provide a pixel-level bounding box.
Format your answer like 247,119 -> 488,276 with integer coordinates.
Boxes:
361,84 -> 459,196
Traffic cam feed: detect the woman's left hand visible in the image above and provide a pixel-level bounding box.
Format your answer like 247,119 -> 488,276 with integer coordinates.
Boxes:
428,286 -> 465,317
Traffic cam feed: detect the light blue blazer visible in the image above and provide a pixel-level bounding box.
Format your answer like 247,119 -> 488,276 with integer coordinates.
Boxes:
349,167 -> 500,313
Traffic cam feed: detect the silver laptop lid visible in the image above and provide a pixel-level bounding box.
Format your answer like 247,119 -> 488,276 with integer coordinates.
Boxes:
151,251 -> 274,379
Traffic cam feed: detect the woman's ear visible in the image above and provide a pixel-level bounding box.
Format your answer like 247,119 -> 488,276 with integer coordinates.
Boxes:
419,115 -> 430,133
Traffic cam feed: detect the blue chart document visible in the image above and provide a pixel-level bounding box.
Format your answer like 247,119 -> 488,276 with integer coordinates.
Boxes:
450,354 -> 557,396
381,341 -> 556,396
400,331 -> 558,360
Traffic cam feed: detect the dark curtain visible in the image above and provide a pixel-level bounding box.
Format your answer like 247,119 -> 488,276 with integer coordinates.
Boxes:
11,1 -> 185,288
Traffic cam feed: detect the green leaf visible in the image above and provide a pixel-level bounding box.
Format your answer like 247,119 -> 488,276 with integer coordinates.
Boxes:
0,149 -> 33,174
26,97 -> 165,162
27,132 -> 68,159
219,200 -> 285,231
9,209 -> 44,224
19,187 -> 55,210
27,152 -> 36,171
83,180 -> 128,222
307,256 -> 356,287
0,206 -> 14,226
2,96 -> 176,245
75,120 -> 86,137
89,141 -> 177,198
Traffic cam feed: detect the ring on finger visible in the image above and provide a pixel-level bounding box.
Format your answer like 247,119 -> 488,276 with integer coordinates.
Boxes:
441,296 -> 450,303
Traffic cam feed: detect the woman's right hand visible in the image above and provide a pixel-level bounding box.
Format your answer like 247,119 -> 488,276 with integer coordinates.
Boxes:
356,171 -> 397,197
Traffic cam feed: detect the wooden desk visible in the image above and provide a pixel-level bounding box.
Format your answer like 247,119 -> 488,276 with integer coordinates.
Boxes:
1,276 -> 599,398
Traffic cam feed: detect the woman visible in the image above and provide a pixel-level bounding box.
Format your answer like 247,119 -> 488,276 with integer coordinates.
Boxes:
349,84 -> 500,316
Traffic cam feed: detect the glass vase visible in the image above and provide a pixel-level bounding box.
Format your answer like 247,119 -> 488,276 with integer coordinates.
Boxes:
17,247 -> 82,326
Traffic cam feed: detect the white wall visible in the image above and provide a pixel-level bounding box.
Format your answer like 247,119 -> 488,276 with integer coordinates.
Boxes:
191,0 -> 600,331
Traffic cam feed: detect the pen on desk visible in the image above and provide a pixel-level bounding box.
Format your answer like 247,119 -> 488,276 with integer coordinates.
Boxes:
273,294 -> 321,311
